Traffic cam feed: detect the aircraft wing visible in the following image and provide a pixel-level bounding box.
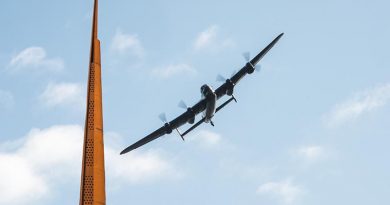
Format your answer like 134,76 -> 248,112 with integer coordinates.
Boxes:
120,99 -> 208,154
215,33 -> 284,99
120,126 -> 166,154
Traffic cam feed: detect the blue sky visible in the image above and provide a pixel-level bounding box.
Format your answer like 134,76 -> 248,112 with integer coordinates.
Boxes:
1,0 -> 390,204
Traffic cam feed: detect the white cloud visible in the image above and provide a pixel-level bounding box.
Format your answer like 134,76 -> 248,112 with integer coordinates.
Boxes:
0,90 -> 14,109
193,25 -> 235,51
0,125 -> 81,205
106,148 -> 181,184
194,25 -> 218,50
8,47 -> 64,72
324,83 -> 390,127
18,126 -> 83,175
0,155 -> 48,205
0,125 -> 180,204
296,145 -> 325,162
151,63 -> 196,79
257,179 -> 305,204
111,29 -> 144,58
39,82 -> 85,108
187,130 -> 222,148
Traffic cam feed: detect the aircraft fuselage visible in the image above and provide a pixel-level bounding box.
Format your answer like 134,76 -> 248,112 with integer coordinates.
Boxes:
200,84 -> 216,123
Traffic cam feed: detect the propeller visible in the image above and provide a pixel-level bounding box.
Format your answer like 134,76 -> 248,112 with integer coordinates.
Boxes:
255,65 -> 261,72
159,113 -> 173,134
217,71 -> 237,82
158,113 -> 167,123
178,100 -> 196,125
216,74 -> 226,82
243,52 -> 261,72
243,52 -> 251,62
178,100 -> 188,109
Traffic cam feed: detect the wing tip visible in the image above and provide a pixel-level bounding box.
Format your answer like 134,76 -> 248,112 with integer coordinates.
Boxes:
276,32 -> 284,41
120,147 -> 130,155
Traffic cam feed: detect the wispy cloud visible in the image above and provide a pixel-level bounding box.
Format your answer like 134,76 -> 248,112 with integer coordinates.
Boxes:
193,25 -> 235,52
111,29 -> 144,58
8,47 -> 64,72
257,179 -> 305,204
0,90 -> 14,110
0,125 -> 181,204
296,145 -> 326,162
324,83 -> 390,127
107,148 -> 181,184
151,63 -> 196,79
187,130 -> 222,148
194,25 -> 218,50
39,82 -> 85,109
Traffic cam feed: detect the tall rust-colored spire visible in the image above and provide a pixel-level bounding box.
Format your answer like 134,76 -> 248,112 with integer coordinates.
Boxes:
90,0 -> 99,64
79,0 -> 106,204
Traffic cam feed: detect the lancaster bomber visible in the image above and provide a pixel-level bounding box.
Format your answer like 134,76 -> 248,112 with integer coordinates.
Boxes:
120,33 -> 284,155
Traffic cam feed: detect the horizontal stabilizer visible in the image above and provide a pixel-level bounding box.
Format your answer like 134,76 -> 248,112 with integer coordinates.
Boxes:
180,96 -> 237,138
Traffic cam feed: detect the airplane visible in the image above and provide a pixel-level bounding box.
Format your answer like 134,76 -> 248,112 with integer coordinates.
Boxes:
120,33 -> 284,155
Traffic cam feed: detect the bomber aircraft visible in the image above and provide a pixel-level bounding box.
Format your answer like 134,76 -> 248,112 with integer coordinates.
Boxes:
120,33 -> 284,155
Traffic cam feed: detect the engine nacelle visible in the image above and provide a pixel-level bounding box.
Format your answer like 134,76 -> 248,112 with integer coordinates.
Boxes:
164,123 -> 172,134
187,108 -> 196,124
188,117 -> 195,124
246,62 -> 255,74
227,87 -> 234,96
225,79 -> 235,96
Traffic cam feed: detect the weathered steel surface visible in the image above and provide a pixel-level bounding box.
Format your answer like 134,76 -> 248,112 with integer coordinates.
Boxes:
79,0 -> 106,204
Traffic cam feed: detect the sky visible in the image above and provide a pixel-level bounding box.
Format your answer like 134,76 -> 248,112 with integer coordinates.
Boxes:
0,0 -> 390,204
